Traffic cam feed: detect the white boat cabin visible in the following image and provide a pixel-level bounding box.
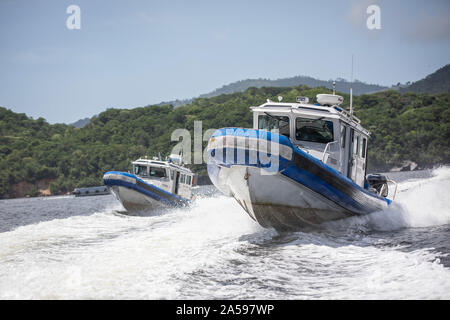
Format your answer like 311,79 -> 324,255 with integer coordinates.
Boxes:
132,154 -> 196,199
251,94 -> 369,187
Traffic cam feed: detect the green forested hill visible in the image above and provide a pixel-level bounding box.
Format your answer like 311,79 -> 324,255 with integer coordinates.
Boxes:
400,64 -> 450,94
1,85 -> 449,198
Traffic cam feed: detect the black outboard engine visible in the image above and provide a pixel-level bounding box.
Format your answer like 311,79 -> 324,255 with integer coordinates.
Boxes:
366,174 -> 389,197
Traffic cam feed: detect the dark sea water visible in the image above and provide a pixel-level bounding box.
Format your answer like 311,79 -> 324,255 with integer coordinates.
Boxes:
0,168 -> 449,299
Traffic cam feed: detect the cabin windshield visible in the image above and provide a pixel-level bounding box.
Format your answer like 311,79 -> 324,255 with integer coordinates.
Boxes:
149,166 -> 166,178
295,117 -> 334,144
133,165 -> 148,177
258,114 -> 290,137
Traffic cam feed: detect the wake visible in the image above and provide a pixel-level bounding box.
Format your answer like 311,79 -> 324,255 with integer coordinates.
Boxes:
323,166 -> 450,232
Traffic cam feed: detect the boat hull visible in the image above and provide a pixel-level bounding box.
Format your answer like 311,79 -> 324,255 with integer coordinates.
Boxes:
109,185 -> 166,211
103,171 -> 189,211
207,128 -> 390,231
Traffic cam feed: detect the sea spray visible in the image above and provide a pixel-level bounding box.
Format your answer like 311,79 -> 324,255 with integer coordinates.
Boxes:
0,170 -> 449,299
323,166 -> 450,232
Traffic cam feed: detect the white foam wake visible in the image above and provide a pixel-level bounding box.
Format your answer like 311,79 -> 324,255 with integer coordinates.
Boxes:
0,195 -> 268,299
0,170 -> 449,299
326,167 -> 450,231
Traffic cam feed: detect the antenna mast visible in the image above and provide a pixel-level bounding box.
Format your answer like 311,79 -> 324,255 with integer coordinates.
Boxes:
350,54 -> 354,116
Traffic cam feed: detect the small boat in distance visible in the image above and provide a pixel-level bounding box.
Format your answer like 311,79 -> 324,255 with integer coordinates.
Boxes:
103,154 -> 196,211
73,186 -> 110,197
206,89 -> 397,232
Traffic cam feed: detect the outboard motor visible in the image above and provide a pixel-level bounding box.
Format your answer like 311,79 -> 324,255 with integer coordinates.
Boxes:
366,174 -> 389,197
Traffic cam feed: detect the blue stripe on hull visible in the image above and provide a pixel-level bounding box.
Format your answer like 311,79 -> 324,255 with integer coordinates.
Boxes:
103,171 -> 189,207
106,178 -> 177,206
281,164 -> 372,214
208,128 -> 390,215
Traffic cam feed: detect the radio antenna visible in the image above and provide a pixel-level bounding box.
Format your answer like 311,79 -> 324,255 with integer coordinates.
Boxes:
350,54 -> 354,116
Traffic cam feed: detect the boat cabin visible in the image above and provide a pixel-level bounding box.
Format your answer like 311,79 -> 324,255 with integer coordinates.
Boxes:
132,155 -> 195,199
251,94 -> 369,187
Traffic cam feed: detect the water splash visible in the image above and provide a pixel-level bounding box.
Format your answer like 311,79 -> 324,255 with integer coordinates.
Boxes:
0,170 -> 449,299
324,166 -> 450,232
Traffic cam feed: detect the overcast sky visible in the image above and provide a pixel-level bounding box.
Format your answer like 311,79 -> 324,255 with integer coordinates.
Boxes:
1,0 -> 449,123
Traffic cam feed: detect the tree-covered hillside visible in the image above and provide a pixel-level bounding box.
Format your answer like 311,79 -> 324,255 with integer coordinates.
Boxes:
69,117 -> 91,128
1,85 -> 449,198
400,64 -> 450,94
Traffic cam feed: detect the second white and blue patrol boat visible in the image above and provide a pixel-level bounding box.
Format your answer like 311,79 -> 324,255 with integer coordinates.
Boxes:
103,154 -> 196,211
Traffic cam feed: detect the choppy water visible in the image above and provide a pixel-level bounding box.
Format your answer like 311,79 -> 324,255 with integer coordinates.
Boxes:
0,168 -> 449,299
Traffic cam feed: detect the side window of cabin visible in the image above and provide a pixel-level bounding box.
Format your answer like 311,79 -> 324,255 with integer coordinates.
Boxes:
134,165 -> 148,177
170,170 -> 174,180
186,176 -> 191,185
354,135 -> 359,155
361,138 -> 367,158
258,115 -> 290,138
340,125 -> 346,149
149,167 -> 166,178
357,136 -> 361,156
295,117 -> 334,144
180,174 -> 185,184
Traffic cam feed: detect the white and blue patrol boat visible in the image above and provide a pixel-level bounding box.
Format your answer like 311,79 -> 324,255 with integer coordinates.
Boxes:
207,90 -> 397,231
103,154 -> 196,211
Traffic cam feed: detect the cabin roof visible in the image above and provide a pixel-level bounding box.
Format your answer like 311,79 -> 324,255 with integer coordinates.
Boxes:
251,101 -> 370,136
132,158 -> 193,174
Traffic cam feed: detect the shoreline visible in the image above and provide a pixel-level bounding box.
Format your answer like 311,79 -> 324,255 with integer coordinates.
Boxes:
2,166 -> 446,201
